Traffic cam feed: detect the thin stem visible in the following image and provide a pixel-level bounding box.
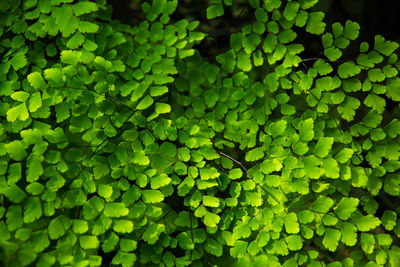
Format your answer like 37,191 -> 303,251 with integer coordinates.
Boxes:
217,150 -> 283,208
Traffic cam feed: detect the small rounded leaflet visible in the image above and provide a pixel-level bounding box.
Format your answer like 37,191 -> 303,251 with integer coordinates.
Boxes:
283,1 -> 300,21
79,235 -> 100,250
103,203 -> 129,218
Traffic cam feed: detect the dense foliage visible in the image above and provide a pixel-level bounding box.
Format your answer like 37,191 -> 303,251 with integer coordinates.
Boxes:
1,0 -> 400,266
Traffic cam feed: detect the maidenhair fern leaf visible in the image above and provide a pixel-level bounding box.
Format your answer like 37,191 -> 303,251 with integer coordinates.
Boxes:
206,2 -> 224,20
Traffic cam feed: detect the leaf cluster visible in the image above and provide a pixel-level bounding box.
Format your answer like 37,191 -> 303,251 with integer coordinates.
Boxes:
0,0 -> 400,267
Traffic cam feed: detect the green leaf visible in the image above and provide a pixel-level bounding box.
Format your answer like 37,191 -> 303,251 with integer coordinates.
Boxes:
66,31 -> 84,49
54,102 -> 70,123
260,158 -> 282,174
299,118 -> 314,142
306,12 -> 325,35
233,222 -> 251,240
27,156 -> 43,182
5,185 -> 27,204
334,197 -> 359,220
98,184 -> 113,199
283,1 -> 300,21
374,35 -> 399,56
278,29 -> 296,44
150,173 -> 171,189
322,158 -> 340,178
142,190 -> 164,203
263,34 -> 278,54
199,167 -> 220,180
283,213 -> 300,234
243,34 -> 261,53
293,141 -> 308,155
323,214 -> 339,227
133,151 -> 150,165
355,215 -> 381,231
368,68 -> 385,82
341,222 -> 357,246
204,238 -> 223,256
54,5 -> 78,37
264,72 -> 279,92
237,51 -> 252,72
343,20 -> 360,40
119,239 -> 137,252
150,86 -> 168,97
10,51 -> 28,70
78,21 -> 100,33
112,252 -> 136,266
376,233 -> 392,246
101,231 -> 119,253
60,50 -> 81,66
26,182 -> 45,195
174,211 -> 192,227
324,46 -> 342,61
72,1 -> 98,16
6,205 -> 23,231
338,62 -> 361,78
207,4 -> 224,19
245,147 -> 264,161
142,223 -> 165,244
311,195 -> 334,213
335,148 -> 353,163
48,215 -> 71,240
72,219 -> 89,234
314,137 -> 333,158
155,103 -> 171,114
381,210 -> 397,231
203,195 -> 220,207
28,92 -> 42,113
304,155 -> 321,179
338,96 -> 360,121
283,156 -> 298,169
27,72 -> 46,89
23,197 -> 42,223
323,228 -> 341,252
136,95 -> 153,110
79,235 -> 99,249
204,211 -> 220,227
269,120 -> 287,137
364,93 -> 386,114
6,103 -> 29,122
286,235 -> 303,251
361,233 -> 375,254
322,33 -> 333,48
103,203 -> 129,217
387,77 -> 400,101
113,220 -> 134,234
230,240 -> 248,258
313,59 -> 333,75
5,140 -> 27,161
176,232 -> 194,250
228,168 -> 243,179
10,91 -> 28,102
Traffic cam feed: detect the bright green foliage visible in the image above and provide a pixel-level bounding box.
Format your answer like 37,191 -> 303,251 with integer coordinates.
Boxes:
0,0 -> 399,266
311,195 -> 334,213
48,215 -> 71,240
355,215 -> 381,232
323,228 -> 341,252
314,137 -> 334,158
207,0 -> 224,19
334,197 -> 359,220
79,235 -> 100,250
